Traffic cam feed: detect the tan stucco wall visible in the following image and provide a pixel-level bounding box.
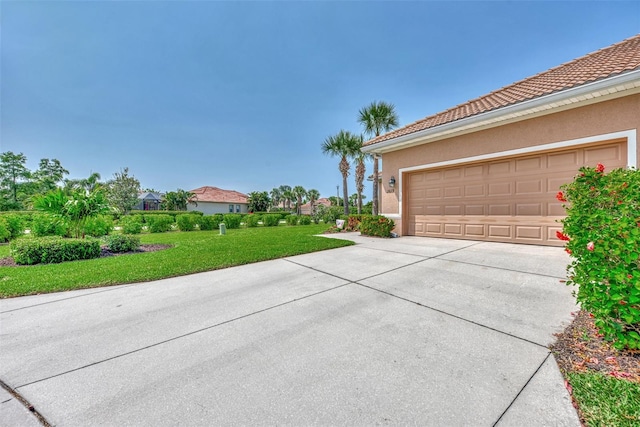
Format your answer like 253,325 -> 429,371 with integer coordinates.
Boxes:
380,94 -> 640,227
187,202 -> 248,215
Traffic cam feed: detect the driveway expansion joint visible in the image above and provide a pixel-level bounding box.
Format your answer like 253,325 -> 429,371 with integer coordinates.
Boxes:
356,282 -> 550,350
1,379 -> 50,426
492,352 -> 553,426
14,282 -> 352,390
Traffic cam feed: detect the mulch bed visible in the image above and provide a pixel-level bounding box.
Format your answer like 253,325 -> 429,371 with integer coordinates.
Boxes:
0,244 -> 171,267
551,310 -> 640,383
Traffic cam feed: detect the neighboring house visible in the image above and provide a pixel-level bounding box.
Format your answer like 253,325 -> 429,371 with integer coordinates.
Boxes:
362,35 -> 640,246
134,192 -> 162,211
187,186 -> 249,215
300,198 -> 332,215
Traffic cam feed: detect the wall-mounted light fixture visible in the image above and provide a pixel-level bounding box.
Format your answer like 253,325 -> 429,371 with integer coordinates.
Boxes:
389,176 -> 396,189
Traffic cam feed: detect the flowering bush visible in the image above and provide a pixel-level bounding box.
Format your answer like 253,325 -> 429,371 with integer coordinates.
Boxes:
559,164 -> 640,349
359,216 -> 395,238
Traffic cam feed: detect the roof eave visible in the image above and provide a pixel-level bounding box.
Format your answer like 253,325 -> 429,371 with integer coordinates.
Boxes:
362,68 -> 640,154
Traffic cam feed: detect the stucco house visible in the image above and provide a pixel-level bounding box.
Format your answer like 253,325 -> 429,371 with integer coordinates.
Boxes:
300,197 -> 332,215
187,186 -> 249,215
362,35 -> 640,246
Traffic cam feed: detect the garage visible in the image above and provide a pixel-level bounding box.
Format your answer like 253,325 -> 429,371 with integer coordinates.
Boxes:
405,140 -> 627,246
362,36 -> 639,246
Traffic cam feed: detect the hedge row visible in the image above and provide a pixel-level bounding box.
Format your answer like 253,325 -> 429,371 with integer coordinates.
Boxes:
10,236 -> 101,265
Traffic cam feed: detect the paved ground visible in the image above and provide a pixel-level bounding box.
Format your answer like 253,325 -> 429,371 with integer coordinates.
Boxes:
1,234 -> 580,426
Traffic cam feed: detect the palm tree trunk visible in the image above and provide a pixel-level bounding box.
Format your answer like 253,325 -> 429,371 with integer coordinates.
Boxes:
372,156 -> 379,216
342,174 -> 349,216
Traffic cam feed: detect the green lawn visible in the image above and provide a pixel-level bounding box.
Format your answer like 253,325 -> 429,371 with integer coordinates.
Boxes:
569,372 -> 640,426
0,224 -> 353,298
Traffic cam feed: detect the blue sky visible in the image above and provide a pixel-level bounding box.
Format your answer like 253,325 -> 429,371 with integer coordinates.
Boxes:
2,1 -> 639,200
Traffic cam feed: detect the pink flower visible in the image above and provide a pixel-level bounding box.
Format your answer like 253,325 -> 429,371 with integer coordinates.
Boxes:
556,191 -> 567,202
556,231 -> 570,241
586,241 -> 595,251
595,163 -> 605,173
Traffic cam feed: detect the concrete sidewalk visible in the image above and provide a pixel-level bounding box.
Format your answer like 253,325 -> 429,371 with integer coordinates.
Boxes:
1,234 -> 580,426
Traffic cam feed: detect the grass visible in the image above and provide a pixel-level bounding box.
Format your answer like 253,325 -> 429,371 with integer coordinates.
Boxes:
0,224 -> 353,298
568,372 -> 640,426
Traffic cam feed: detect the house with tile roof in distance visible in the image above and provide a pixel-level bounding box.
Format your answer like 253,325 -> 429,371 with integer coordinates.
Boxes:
300,197 -> 332,216
187,186 -> 249,215
362,34 -> 640,246
134,192 -> 163,211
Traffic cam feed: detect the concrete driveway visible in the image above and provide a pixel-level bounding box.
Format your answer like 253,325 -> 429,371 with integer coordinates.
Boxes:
1,234 -> 580,426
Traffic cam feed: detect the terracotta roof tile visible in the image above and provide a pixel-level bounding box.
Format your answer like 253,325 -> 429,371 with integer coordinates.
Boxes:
189,186 -> 248,204
365,34 -> 640,146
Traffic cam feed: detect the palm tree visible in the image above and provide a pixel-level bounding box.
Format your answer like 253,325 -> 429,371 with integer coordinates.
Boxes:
321,130 -> 361,215
353,134 -> 370,214
307,189 -> 320,216
292,185 -> 307,215
270,188 -> 282,211
358,101 -> 399,215
279,185 -> 292,210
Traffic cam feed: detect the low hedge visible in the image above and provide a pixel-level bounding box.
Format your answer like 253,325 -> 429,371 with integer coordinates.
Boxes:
176,214 -> 196,231
30,213 -> 70,237
198,214 -> 223,231
104,234 -> 140,253
0,218 -> 11,243
119,215 -> 144,234
299,215 -> 312,225
145,214 -> 174,233
262,214 -> 281,227
223,214 -> 242,229
10,236 -> 101,265
130,210 -> 203,220
285,215 -> 299,226
84,215 -> 114,237
245,214 -> 261,228
359,216 -> 395,238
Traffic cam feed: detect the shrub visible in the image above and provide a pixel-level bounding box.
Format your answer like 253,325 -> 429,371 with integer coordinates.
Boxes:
198,215 -> 221,231
223,214 -> 242,229
299,215 -> 312,225
559,164 -> 640,350
176,214 -> 196,231
131,210 -> 203,220
105,234 -> 140,253
360,216 -> 395,238
0,218 -> 11,243
84,215 -> 114,237
30,213 -> 69,237
322,206 -> 344,224
262,214 -> 280,227
119,215 -> 144,234
245,214 -> 261,228
285,215 -> 299,226
145,214 -> 174,233
347,215 -> 364,231
2,214 -> 25,240
10,236 -> 101,265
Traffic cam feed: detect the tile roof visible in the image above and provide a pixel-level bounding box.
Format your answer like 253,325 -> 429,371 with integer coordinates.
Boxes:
365,34 -> 640,146
189,186 -> 248,204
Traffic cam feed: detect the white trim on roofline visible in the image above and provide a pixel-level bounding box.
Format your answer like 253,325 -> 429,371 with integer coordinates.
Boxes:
362,69 -> 640,154
386,129 -> 637,219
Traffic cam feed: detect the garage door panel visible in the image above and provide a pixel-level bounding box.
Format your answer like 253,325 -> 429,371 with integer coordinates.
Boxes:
584,144 -> 624,164
405,140 -> 627,246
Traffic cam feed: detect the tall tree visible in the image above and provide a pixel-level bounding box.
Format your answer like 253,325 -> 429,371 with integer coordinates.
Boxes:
247,191 -> 270,212
33,158 -> 69,193
0,151 -> 30,209
357,101 -> 399,215
270,188 -> 282,211
64,172 -> 102,195
106,167 -> 141,214
292,186 -> 307,215
307,189 -> 320,216
163,189 -> 195,211
321,130 -> 361,215
353,135 -> 370,214
279,185 -> 292,210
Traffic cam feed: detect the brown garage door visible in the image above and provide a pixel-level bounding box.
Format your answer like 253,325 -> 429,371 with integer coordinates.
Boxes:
405,140 -> 627,246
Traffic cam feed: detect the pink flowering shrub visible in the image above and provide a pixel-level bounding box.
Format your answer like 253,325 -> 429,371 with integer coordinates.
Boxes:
559,164 -> 640,349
